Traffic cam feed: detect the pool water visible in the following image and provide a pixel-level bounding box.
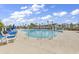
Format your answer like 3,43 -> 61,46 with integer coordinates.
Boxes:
22,29 -> 57,38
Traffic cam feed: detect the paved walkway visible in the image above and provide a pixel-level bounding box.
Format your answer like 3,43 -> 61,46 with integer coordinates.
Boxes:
0,30 -> 79,54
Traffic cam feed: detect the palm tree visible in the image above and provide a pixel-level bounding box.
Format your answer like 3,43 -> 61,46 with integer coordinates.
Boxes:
78,22 -> 79,28
47,20 -> 51,29
77,22 -> 79,30
70,23 -> 73,30
47,20 -> 49,26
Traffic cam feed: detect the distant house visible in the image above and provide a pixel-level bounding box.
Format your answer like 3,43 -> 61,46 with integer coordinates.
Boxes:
32,25 -> 51,29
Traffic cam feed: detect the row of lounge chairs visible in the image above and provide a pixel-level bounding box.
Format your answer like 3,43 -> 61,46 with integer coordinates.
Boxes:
0,25 -> 17,44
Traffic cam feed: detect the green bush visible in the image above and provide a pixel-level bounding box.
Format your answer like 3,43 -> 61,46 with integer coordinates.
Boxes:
0,21 -> 4,28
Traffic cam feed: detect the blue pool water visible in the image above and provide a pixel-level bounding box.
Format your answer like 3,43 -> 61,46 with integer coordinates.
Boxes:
22,29 -> 57,38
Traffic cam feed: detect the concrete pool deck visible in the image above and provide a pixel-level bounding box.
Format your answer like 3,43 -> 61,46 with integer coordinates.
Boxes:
0,30 -> 79,54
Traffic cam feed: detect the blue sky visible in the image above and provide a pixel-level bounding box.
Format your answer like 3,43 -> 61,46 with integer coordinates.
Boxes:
0,4 -> 79,26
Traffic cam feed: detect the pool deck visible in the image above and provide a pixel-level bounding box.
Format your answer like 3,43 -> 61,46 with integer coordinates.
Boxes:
0,30 -> 79,54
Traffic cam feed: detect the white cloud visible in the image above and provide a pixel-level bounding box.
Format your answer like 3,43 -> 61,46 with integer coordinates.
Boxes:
27,18 -> 35,22
10,9 -> 32,19
65,19 -> 78,24
21,6 -> 27,9
53,13 -> 58,16
2,4 -> 46,25
35,11 -> 41,14
53,11 -> 67,17
2,18 -> 15,25
20,20 -> 26,23
41,15 -> 52,20
60,12 -> 67,16
16,18 -> 24,22
31,4 -> 45,11
73,21 -> 78,24
71,9 -> 79,15
65,20 -> 71,23
10,13 -> 25,19
23,10 -> 32,15
71,16 -> 75,19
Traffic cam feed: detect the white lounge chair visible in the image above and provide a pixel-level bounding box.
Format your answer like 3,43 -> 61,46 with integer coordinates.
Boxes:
0,35 -> 7,44
6,35 -> 16,43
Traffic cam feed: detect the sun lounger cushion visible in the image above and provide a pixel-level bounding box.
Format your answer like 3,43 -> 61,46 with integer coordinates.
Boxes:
7,36 -> 15,38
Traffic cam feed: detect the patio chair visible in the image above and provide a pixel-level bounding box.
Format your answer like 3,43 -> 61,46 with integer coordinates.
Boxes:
6,35 -> 16,43
6,30 -> 17,43
0,35 -> 7,44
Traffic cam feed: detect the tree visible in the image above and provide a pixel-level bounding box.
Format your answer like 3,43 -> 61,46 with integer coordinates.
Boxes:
0,21 -> 4,31
70,23 -> 73,30
77,22 -> 79,30
29,23 -> 37,29
78,22 -> 79,28
0,21 -> 4,28
30,23 -> 37,26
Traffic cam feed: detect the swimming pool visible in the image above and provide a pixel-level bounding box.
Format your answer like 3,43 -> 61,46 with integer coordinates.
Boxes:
22,29 -> 57,38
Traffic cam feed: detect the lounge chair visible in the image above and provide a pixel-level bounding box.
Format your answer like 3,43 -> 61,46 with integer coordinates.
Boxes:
0,30 -> 16,43
6,30 -> 17,43
8,31 -> 17,35
0,35 -> 7,44
3,25 -> 17,43
6,35 -> 16,43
